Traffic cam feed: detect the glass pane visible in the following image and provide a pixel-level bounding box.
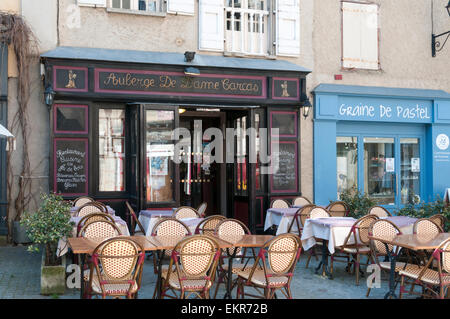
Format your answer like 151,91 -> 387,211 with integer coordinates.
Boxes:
336,137 -> 358,199
255,113 -> 261,190
122,0 -> 131,9
112,0 -> 120,8
99,109 -> 125,192
400,138 -> 420,204
146,110 -> 175,202
56,105 -> 87,133
235,117 -> 247,195
364,137 -> 395,205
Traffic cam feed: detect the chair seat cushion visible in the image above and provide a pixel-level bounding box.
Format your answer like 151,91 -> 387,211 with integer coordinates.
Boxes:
379,261 -> 408,271
236,269 -> 289,288
399,264 -> 450,285
220,263 -> 260,274
162,269 -> 212,291
342,246 -> 371,254
90,274 -> 139,295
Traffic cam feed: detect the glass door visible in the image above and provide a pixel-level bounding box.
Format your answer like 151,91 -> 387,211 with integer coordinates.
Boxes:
400,138 -> 421,204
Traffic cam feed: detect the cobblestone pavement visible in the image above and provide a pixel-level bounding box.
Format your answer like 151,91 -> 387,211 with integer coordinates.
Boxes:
0,245 -> 414,299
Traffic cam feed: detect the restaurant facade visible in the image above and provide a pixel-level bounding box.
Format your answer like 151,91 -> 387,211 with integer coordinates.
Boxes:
41,46 -> 311,233
313,84 -> 450,212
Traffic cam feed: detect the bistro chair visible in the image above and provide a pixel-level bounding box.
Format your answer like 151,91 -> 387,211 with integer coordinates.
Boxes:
160,235 -> 221,299
173,206 -> 200,219
413,218 -> 443,236
367,219 -> 414,297
292,196 -> 311,207
429,214 -> 448,232
76,202 -> 104,217
125,201 -> 146,236
85,237 -> 145,299
332,214 -> 378,285
368,206 -> 392,218
270,199 -> 290,209
93,201 -> 108,213
197,202 -> 208,218
305,207 -> 331,268
327,201 -> 349,217
287,204 -> 316,237
79,220 -> 122,239
213,218 -> 256,299
398,237 -> 450,299
236,233 -> 302,299
76,213 -> 115,237
195,215 -> 226,235
73,196 -> 94,207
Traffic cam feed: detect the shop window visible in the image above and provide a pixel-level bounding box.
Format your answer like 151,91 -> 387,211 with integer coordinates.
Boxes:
342,1 -> 379,70
336,136 -> 358,199
146,110 -> 175,203
364,137 -> 395,205
98,109 -> 125,192
400,138 -> 420,204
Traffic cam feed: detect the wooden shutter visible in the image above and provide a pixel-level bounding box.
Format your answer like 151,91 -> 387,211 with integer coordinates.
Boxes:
167,0 -> 195,15
342,2 -> 379,69
198,0 -> 224,51
77,0 -> 106,7
276,0 -> 300,56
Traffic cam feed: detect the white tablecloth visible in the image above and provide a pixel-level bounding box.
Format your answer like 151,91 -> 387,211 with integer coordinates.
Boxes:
56,215 -> 130,257
264,208 -> 302,235
301,216 -> 417,255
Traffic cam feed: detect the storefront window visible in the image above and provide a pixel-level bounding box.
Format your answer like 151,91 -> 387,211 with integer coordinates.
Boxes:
235,116 -> 247,195
146,110 -> 175,202
336,137 -> 358,199
364,137 -> 395,205
99,109 -> 125,192
400,138 -> 420,204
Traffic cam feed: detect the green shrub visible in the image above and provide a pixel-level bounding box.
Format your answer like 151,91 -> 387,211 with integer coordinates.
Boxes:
337,187 -> 376,219
21,193 -> 74,266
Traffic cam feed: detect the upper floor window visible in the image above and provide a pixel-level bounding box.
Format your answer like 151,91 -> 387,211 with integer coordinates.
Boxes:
110,0 -> 164,13
342,1 -> 380,70
77,0 -> 195,15
199,0 -> 301,57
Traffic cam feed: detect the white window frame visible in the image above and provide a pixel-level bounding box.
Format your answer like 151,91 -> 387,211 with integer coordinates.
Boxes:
106,0 -> 166,14
341,1 -> 380,70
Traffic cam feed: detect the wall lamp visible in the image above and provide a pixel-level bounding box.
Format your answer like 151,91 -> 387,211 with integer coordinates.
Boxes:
44,84 -> 55,108
300,93 -> 312,119
432,0 -> 450,57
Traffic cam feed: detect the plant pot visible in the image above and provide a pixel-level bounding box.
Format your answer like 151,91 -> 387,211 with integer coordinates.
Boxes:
12,221 -> 31,244
41,249 -> 66,295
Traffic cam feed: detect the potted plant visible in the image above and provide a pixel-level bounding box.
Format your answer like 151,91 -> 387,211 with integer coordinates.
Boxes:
21,193 -> 74,295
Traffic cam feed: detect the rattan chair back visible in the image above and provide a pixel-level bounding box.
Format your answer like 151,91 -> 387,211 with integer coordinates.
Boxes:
342,214 -> 378,247
76,202 -> 104,217
413,218 -> 443,236
77,213 -> 115,236
73,196 -> 94,207
197,202 -> 208,217
125,201 -> 146,235
327,201 -> 349,217
309,207 -> 331,219
173,206 -> 200,219
80,220 -> 122,238
215,218 -> 250,256
270,199 -> 290,209
368,206 -> 392,218
151,218 -> 191,258
298,204 -> 317,227
369,219 -> 400,257
292,196 -> 311,206
429,214 -> 447,231
195,215 -> 226,235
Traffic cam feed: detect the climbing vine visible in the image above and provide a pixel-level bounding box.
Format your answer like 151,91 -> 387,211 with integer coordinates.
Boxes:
0,12 -> 39,241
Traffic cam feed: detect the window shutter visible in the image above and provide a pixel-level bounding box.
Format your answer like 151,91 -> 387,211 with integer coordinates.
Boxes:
77,0 -> 106,7
167,0 -> 195,15
342,2 -> 379,70
198,0 -> 224,51
276,0 -> 300,56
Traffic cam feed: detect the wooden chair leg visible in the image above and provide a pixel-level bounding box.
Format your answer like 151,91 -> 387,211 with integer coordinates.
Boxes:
355,254 -> 360,285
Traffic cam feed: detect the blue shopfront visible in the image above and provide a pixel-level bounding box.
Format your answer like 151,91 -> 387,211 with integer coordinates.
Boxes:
313,84 -> 450,212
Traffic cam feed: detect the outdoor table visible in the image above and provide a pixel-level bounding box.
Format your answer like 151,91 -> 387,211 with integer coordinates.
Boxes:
70,205 -> 116,216
368,232 -> 450,299
213,234 -> 273,299
67,235 -> 156,299
57,215 -> 130,257
264,208 -> 301,235
137,208 -> 176,234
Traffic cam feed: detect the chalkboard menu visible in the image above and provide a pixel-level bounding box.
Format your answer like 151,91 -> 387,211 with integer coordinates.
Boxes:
54,138 -> 88,196
271,142 -> 297,193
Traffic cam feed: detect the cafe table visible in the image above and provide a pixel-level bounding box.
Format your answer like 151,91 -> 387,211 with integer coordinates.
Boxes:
212,234 -> 274,299
264,208 -> 302,235
368,232 -> 450,299
68,235 -> 156,298
57,215 -> 130,257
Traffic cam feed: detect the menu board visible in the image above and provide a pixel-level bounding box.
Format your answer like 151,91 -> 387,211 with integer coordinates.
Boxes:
271,142 -> 297,192
54,138 -> 88,195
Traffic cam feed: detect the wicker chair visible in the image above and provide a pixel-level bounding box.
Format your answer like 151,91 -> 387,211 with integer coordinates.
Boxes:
368,206 -> 392,218
287,204 -> 316,236
195,215 -> 226,235
429,214 -> 447,232
236,233 -> 302,299
173,206 -> 200,219
413,218 -> 443,236
398,238 -> 450,299
73,196 -> 94,207
292,196 -> 311,207
79,220 -> 122,238
76,203 -> 104,217
327,201 -> 349,217
270,199 -> 290,209
213,218 -> 255,299
125,201 -> 146,236
92,201 -> 108,213
332,214 -> 378,285
86,237 -> 145,299
160,235 -> 221,299
76,213 -> 115,237
197,202 -> 208,218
